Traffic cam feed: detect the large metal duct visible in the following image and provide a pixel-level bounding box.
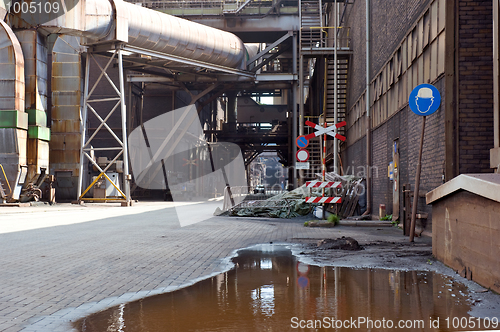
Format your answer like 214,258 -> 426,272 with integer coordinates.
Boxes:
15,31 -> 50,182
0,19 -> 27,200
116,0 -> 247,69
50,35 -> 85,199
10,0 -> 249,69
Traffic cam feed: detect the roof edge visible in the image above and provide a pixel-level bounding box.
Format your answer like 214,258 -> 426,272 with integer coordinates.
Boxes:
426,173 -> 500,205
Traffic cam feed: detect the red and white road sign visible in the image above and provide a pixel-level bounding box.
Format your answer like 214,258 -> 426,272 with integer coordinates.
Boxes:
296,149 -> 310,162
304,120 -> 346,141
306,181 -> 342,188
305,197 -> 342,204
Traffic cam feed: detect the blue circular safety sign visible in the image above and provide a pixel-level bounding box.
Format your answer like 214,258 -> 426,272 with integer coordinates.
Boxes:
296,135 -> 309,149
408,84 -> 441,116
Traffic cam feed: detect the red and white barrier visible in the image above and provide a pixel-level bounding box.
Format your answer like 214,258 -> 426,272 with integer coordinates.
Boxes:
305,181 -> 342,188
305,197 -> 342,204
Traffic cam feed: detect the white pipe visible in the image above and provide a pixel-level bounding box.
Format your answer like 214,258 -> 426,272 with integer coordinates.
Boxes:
365,0 -> 372,215
494,0 -> 500,149
333,0 -> 338,173
117,0 -> 247,69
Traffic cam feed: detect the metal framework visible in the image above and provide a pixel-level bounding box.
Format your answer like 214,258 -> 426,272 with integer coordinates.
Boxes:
78,47 -> 131,204
78,42 -> 261,204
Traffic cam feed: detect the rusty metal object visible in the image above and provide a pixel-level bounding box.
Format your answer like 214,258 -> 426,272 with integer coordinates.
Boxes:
22,182 -> 42,202
50,35 -> 84,199
0,20 -> 25,111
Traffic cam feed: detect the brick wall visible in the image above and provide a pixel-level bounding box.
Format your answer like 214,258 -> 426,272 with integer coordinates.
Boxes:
344,74 -> 445,225
370,0 -> 431,79
344,0 -> 432,130
457,0 -> 494,174
342,137 -> 366,176
344,0 -> 366,108
342,0 -> 494,227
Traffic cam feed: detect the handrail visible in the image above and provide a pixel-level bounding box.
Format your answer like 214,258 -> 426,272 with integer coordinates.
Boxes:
299,26 -> 351,50
0,164 -> 12,195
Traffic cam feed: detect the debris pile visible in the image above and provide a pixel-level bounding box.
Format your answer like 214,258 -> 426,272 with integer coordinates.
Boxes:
317,237 -> 363,250
222,172 -> 366,219
228,186 -> 312,218
314,172 -> 366,218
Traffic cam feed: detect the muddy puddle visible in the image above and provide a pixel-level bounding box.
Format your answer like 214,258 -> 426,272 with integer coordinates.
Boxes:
75,245 -> 498,331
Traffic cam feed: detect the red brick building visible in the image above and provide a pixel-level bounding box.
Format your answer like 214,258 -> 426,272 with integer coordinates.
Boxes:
339,0 -> 497,232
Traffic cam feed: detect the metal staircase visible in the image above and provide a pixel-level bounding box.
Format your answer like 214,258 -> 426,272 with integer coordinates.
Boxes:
300,0 -> 323,50
326,57 -> 348,139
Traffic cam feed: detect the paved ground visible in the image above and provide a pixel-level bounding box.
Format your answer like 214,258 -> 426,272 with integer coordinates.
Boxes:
0,202 -> 492,332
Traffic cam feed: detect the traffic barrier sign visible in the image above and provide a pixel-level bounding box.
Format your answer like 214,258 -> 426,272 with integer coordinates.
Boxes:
306,181 -> 342,188
305,197 -> 342,204
296,149 -> 309,162
296,135 -> 309,148
304,120 -> 346,141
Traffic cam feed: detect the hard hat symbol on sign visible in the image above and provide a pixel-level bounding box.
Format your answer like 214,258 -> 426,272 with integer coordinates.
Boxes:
409,83 -> 441,116
415,87 -> 434,114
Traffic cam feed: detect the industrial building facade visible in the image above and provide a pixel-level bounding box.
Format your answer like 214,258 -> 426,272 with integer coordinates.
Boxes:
340,0 -> 496,233
0,0 -> 498,233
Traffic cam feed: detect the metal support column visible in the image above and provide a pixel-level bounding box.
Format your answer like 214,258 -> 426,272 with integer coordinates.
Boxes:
333,0 -> 338,173
365,0 -> 372,216
293,32 -> 299,188
118,49 -> 131,204
492,0 -> 500,172
299,54 -> 304,137
77,53 -> 90,200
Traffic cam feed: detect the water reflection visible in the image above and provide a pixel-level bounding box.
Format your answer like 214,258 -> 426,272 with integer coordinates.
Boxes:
75,245 -> 487,331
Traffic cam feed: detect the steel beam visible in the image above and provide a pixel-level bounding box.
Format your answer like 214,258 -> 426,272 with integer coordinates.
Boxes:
247,31 -> 293,66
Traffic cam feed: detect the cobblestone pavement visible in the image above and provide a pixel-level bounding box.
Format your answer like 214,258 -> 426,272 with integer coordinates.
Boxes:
0,202 -> 418,332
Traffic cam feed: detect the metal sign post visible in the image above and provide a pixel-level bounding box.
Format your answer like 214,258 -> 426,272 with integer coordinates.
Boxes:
296,120 -> 346,219
408,84 -> 441,242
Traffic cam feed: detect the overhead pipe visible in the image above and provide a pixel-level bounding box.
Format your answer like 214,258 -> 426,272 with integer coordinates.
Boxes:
10,0 -> 251,70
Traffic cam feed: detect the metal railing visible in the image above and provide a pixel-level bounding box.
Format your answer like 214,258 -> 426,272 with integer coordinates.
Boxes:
300,26 -> 351,51
128,0 -> 295,16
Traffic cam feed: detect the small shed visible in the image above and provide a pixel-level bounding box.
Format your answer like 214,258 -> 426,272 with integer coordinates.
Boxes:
426,174 -> 500,293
